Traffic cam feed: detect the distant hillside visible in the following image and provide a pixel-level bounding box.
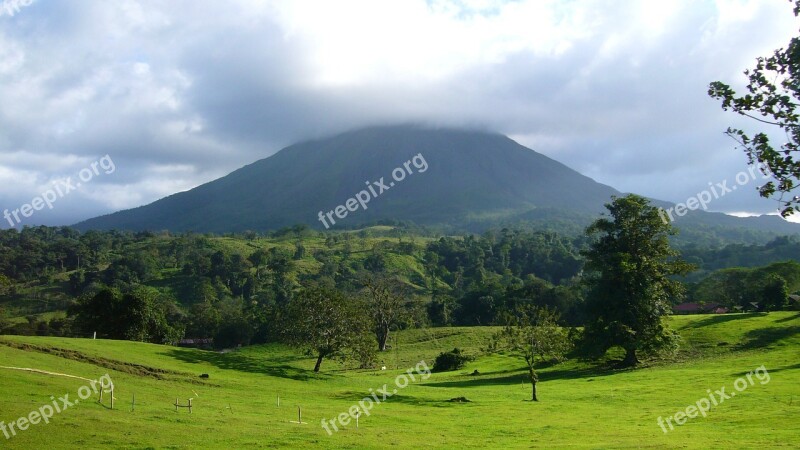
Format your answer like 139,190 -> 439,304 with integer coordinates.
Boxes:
74,125 -> 800,238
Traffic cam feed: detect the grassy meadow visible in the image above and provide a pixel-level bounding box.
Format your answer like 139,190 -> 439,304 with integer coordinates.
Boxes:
0,312 -> 798,449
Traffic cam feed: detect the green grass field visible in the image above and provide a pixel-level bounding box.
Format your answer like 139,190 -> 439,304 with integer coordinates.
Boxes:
1,312 -> 798,449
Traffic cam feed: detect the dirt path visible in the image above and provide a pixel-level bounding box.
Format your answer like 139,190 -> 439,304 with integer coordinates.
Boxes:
0,365 -> 96,382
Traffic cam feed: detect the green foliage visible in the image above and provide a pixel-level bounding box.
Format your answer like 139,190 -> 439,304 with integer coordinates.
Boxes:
489,306 -> 571,401
432,347 -> 473,372
69,287 -> 183,344
761,273 -> 790,310
349,330 -> 378,369
679,235 -> 800,281
426,295 -> 457,326
360,274 -> 410,351
282,286 -> 372,372
0,273 -> 10,296
690,260 -> 800,310
708,0 -> 800,217
582,195 -> 693,366
213,298 -> 254,348
3,224 -> 800,349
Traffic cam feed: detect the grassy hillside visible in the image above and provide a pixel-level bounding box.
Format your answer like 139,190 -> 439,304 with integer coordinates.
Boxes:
1,312 -> 798,448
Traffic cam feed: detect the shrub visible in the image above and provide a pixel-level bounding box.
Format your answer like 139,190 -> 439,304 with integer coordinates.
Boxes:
432,348 -> 473,372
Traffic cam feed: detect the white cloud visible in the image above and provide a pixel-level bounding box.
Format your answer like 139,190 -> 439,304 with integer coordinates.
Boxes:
0,0 -> 799,226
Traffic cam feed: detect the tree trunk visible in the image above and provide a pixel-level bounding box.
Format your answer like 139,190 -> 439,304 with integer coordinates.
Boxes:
313,353 -> 324,372
528,367 -> 539,402
623,347 -> 639,367
377,328 -> 388,351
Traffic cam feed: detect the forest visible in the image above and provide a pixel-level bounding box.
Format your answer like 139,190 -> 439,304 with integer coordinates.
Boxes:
1,222 -> 799,352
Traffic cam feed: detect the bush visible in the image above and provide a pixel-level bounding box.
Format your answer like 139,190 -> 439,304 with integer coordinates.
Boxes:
432,348 -> 473,372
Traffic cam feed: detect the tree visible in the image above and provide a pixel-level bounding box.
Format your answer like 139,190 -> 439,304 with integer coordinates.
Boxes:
583,195 -> 694,366
187,300 -> 221,338
708,0 -> 800,217
283,286 -> 370,372
489,306 -> 571,401
760,273 -> 789,311
69,288 -> 122,338
69,287 -> 183,344
360,274 -> 408,351
0,305 -> 10,333
0,273 -> 10,296
118,286 -> 184,344
423,250 -> 440,297
427,295 -> 457,326
248,248 -> 270,281
266,247 -> 295,305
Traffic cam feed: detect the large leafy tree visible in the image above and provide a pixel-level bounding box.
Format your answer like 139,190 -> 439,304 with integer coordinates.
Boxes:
708,0 -> 800,217
283,286 -> 371,372
758,273 -> 790,311
490,306 -> 571,402
583,195 -> 694,366
69,286 -> 183,344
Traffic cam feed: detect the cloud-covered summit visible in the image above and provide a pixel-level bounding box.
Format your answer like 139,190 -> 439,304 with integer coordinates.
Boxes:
1,0 -> 798,226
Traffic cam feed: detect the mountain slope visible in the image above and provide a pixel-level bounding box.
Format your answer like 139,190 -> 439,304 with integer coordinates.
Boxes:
74,125 -> 800,236
75,125 -> 622,232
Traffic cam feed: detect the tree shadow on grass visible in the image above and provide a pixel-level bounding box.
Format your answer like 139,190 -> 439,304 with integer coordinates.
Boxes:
737,325 -> 800,350
730,362 -> 800,378
329,390 -> 446,407
677,313 -> 768,330
767,362 -> 800,374
422,365 -> 617,389
164,347 -> 325,381
775,312 -> 800,323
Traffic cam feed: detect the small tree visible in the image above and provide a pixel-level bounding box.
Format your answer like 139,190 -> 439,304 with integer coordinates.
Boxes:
360,274 -> 408,351
490,306 -> 571,401
283,286 -> 370,372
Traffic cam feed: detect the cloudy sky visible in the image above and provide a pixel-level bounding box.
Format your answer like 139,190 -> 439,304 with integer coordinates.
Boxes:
1,0 -> 799,228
